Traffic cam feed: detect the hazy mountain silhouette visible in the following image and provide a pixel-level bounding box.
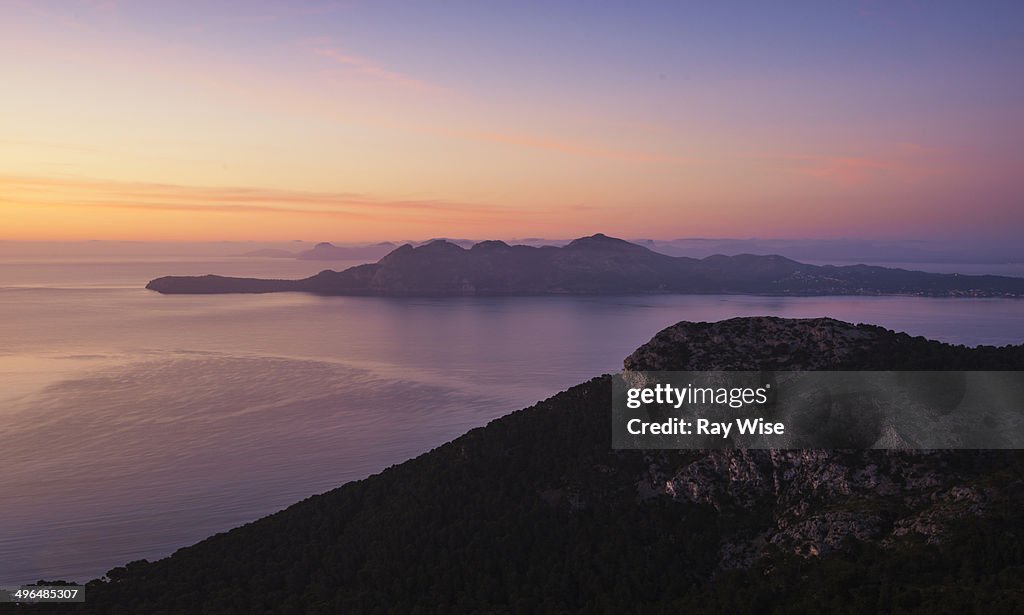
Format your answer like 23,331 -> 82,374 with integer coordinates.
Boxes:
294,242 -> 398,261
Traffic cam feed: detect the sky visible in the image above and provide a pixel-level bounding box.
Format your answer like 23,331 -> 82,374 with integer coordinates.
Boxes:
2,1 -> 1023,242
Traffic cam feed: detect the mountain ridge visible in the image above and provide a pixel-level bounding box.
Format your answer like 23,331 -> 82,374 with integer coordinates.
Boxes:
146,234 -> 1024,297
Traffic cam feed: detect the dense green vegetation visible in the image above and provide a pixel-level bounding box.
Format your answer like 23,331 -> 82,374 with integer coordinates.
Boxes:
680,515 -> 1024,614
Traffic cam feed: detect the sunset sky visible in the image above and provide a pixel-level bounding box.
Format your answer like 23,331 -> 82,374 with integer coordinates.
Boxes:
2,1 -> 1023,242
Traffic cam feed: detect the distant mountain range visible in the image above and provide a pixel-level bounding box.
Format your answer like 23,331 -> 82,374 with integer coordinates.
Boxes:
295,241 -> 395,260
230,236 -> 1024,265
28,318 -> 1024,613
633,237 -> 1024,264
148,233 -> 1024,297
239,240 -> 479,261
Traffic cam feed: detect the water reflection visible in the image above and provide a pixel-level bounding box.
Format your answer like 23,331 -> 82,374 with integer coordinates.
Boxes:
1,279 -> 1022,584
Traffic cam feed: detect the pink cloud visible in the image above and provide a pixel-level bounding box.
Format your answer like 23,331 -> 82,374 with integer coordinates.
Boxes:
300,38 -> 443,93
79,0 -> 119,11
772,142 -> 953,187
797,156 -> 891,186
451,128 -> 694,164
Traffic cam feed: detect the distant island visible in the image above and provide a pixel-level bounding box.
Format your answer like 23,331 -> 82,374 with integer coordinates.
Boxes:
30,318 -> 1024,613
295,241 -> 399,261
148,233 -> 1024,297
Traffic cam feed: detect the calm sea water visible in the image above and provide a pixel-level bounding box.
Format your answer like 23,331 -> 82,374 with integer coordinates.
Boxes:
1,257 -> 1023,585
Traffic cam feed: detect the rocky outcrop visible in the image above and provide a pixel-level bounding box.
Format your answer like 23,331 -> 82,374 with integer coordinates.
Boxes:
624,317 -> 1021,564
638,448 -> 994,563
624,317 -> 885,371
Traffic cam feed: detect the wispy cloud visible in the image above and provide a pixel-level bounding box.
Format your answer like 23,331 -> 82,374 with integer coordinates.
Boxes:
232,13 -> 280,24
794,155 -> 892,186
181,3 -> 350,33
452,127 -> 694,164
78,0 -> 119,12
769,142 -> 952,187
299,38 -> 443,93
1,174 -> 522,225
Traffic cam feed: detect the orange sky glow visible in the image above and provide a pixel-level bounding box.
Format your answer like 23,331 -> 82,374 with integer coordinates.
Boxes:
2,2 -> 1022,242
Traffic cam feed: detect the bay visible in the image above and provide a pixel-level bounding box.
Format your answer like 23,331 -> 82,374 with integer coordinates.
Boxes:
1,257 -> 1022,585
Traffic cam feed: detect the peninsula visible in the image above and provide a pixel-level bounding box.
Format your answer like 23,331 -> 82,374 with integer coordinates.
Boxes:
146,234 -> 1024,297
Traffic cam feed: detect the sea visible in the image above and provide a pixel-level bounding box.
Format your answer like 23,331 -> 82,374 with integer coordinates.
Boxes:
1,255 -> 1023,585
